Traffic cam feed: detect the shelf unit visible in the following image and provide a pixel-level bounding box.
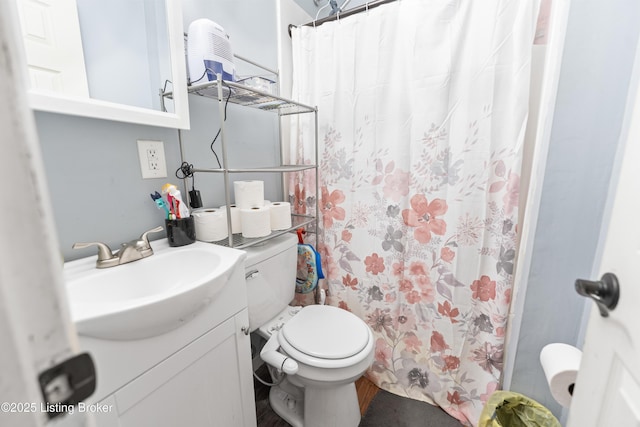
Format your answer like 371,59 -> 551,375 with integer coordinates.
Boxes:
164,62 -> 318,249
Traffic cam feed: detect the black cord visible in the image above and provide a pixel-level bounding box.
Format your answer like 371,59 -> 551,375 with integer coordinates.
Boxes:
189,69 -> 209,86
253,367 -> 285,387
176,161 -> 196,190
189,67 -> 222,86
210,87 -> 233,168
184,67 -> 233,169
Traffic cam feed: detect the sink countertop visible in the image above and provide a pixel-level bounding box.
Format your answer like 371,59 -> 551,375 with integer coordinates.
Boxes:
63,238 -> 247,341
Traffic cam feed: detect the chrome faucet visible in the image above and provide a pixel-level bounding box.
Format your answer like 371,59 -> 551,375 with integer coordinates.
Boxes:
73,226 -> 164,268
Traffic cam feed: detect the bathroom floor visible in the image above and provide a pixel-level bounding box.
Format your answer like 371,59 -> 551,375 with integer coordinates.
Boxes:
253,365 -> 462,426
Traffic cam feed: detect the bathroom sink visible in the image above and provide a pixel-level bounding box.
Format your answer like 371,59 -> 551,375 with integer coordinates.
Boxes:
63,239 -> 245,340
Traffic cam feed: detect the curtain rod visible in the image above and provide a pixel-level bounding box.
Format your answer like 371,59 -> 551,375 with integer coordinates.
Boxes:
288,0 -> 397,37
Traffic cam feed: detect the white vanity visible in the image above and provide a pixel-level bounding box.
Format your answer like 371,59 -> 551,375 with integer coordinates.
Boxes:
62,240 -> 256,426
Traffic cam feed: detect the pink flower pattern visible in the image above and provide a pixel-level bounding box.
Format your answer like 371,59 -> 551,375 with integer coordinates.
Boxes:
383,168 -> 411,202
402,194 -> 448,244
292,106 -> 521,427
441,247 -> 455,262
409,261 -> 428,276
364,253 -> 385,275
471,275 -> 497,302
392,261 -> 406,276
342,274 -> 358,290
438,301 -> 460,324
443,355 -> 461,371
503,173 -> 520,216
403,333 -> 423,353
430,331 -> 449,352
399,279 -> 413,293
321,186 -> 346,228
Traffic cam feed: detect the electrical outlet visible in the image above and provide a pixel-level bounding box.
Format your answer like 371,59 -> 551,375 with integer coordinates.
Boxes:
137,140 -> 167,179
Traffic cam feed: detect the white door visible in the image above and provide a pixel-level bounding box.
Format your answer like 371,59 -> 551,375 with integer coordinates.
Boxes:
566,71 -> 640,426
0,2 -> 92,426
16,0 -> 89,97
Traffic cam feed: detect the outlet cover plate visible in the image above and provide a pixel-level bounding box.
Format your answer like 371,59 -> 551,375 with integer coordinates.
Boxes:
137,140 -> 167,179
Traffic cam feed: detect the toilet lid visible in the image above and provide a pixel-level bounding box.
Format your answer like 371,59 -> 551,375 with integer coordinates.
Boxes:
280,305 -> 370,359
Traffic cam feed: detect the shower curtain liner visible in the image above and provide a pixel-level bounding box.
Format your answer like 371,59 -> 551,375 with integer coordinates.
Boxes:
289,1 -> 539,425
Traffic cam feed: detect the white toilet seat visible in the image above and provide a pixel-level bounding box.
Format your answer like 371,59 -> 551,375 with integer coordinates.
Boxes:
278,305 -> 373,369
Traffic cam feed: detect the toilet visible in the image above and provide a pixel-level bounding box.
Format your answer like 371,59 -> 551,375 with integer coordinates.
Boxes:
244,233 -> 374,427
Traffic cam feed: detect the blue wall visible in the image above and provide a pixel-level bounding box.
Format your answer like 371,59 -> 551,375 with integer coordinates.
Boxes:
510,0 -> 640,418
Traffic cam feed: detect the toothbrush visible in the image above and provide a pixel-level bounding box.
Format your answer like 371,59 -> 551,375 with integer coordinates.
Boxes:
150,192 -> 170,219
175,199 -> 182,219
166,193 -> 175,218
155,199 -> 170,219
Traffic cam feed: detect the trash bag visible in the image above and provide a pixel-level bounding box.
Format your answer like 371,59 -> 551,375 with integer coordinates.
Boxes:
478,391 -> 561,427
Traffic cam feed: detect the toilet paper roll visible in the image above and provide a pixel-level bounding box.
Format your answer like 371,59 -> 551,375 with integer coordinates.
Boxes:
220,205 -> 242,234
240,206 -> 271,238
234,180 -> 264,209
192,208 -> 228,242
269,201 -> 292,230
540,343 -> 582,408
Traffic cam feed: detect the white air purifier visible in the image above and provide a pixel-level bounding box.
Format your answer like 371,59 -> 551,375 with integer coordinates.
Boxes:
187,19 -> 235,85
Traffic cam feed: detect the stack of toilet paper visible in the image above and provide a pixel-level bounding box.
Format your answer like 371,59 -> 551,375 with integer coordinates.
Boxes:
192,180 -> 292,240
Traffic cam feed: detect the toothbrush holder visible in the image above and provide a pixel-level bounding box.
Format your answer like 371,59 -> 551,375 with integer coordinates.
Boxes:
165,217 -> 196,247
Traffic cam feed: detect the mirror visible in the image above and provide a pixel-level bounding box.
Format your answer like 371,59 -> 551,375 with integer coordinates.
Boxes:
15,0 -> 189,129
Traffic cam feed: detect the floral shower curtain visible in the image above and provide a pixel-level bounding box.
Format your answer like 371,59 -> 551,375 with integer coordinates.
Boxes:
289,1 -> 539,425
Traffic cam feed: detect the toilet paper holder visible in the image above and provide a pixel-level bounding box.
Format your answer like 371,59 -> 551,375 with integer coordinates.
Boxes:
575,272 -> 620,318
540,342 -> 581,407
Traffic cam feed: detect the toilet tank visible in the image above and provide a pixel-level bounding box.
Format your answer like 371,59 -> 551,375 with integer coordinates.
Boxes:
243,233 -> 298,331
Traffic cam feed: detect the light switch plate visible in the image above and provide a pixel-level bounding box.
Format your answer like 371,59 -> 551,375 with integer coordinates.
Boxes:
137,140 -> 167,179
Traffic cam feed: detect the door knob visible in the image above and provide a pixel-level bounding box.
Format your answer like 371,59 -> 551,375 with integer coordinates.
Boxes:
575,272 -> 620,317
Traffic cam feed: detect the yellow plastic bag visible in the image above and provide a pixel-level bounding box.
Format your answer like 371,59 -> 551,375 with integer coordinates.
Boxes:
479,391 -> 561,427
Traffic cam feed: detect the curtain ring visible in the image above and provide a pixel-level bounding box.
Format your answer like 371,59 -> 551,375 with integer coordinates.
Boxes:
314,1 -> 331,27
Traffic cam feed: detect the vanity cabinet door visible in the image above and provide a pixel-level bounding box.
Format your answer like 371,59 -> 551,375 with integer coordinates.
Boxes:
107,310 -> 256,427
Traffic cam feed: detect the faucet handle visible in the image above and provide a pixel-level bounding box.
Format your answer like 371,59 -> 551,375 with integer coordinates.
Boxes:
136,226 -> 164,256
72,242 -> 115,262
139,226 -> 164,246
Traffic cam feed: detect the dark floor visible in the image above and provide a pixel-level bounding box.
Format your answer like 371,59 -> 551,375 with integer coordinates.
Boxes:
254,365 -> 290,427
253,365 -> 462,427
359,390 -> 463,427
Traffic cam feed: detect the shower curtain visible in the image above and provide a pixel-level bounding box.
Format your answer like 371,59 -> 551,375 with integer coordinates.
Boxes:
289,1 -> 539,425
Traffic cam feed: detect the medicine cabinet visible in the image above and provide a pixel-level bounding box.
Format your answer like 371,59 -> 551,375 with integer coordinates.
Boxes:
14,0 -> 190,129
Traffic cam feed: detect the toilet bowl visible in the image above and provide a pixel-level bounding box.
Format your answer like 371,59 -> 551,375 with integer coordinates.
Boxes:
243,234 -> 374,427
261,305 -> 374,427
